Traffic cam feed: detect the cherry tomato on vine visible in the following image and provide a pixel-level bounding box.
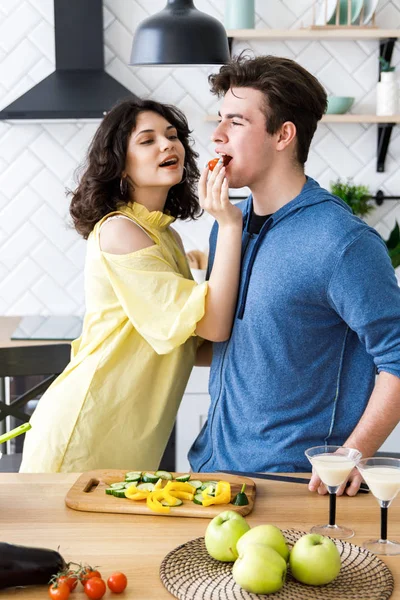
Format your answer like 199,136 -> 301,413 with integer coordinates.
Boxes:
84,577 -> 107,599
207,158 -> 219,171
48,581 -> 70,600
58,572 -> 78,591
80,567 -> 102,585
107,571 -> 128,593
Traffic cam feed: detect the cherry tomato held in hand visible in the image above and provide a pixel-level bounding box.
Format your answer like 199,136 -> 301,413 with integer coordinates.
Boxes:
207,157 -> 219,171
80,567 -> 102,586
107,571 -> 128,593
84,577 -> 107,600
48,581 -> 70,600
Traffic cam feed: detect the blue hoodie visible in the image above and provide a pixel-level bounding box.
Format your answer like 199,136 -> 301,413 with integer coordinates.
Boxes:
188,177 -> 400,473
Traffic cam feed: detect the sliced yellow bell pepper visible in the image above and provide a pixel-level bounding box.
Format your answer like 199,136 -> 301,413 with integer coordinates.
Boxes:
147,490 -> 170,514
164,481 -> 194,493
162,490 -> 183,506
201,486 -> 214,498
166,490 -> 194,501
154,478 -> 163,490
125,485 -> 149,501
201,481 -> 231,507
127,491 -> 149,501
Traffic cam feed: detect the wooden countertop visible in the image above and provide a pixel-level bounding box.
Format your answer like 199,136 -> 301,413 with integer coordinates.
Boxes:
0,473 -> 399,599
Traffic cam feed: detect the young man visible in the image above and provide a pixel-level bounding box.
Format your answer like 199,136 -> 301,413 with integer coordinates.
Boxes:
189,55 -> 400,496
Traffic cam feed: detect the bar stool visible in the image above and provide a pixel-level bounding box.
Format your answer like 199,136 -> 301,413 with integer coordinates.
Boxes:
0,344 -> 70,471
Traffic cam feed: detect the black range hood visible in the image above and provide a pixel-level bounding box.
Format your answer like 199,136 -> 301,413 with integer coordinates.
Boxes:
0,0 -> 138,121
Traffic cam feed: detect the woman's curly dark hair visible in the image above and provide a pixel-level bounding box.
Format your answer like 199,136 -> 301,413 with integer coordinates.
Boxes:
69,98 -> 201,239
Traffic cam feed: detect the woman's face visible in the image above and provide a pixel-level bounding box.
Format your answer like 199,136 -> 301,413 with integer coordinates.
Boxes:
124,110 -> 185,191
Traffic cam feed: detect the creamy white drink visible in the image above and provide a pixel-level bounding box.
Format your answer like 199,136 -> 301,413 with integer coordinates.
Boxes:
360,467 -> 400,502
311,454 -> 356,487
306,445 -> 362,540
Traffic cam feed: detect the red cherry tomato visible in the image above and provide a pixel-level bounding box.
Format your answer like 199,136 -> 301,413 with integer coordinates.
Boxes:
84,577 -> 106,600
80,567 -> 102,586
207,158 -> 219,171
107,571 -> 128,593
48,581 -> 70,600
58,572 -> 78,591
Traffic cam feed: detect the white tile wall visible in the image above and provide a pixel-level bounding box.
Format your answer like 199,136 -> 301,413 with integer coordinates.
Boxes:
0,0 -> 399,315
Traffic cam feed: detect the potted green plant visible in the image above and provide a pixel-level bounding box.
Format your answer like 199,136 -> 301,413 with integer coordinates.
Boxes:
379,57 -> 396,73
385,221 -> 400,270
330,179 -> 374,218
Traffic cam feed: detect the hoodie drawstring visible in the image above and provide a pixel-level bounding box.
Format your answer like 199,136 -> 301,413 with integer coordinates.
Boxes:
237,218 -> 273,320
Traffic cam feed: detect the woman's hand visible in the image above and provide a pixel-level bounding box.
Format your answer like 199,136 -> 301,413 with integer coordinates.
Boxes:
198,160 -> 242,227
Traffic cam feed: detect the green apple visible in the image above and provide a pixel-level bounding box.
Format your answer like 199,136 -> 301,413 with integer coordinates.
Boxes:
233,543 -> 287,594
289,533 -> 341,586
236,524 -> 290,562
204,510 -> 250,562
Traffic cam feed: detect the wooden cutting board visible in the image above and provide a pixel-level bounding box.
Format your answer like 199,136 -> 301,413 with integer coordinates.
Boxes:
65,470 -> 256,518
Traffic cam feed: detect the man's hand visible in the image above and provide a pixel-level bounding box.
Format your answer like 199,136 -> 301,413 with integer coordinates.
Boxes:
308,467 -> 363,496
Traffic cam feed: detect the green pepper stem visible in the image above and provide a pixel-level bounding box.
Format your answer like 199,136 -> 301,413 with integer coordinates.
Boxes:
241,483 -> 246,493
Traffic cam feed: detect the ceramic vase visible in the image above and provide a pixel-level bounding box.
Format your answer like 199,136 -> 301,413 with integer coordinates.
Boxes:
396,266 -> 400,287
376,71 -> 398,116
224,0 -> 255,29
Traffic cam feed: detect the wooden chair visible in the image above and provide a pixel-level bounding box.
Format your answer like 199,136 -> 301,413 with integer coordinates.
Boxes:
0,344 -> 71,466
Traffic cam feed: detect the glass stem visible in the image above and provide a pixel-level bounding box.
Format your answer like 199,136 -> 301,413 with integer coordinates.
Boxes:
329,492 -> 336,526
380,505 -> 388,542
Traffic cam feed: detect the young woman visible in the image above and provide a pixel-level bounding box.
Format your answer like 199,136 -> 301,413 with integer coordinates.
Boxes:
20,98 -> 242,473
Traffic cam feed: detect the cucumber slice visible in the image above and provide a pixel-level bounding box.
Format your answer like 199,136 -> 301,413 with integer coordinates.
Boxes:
141,472 -> 160,484
105,488 -> 114,495
161,498 -> 183,507
125,471 -> 141,482
175,473 -> 191,482
193,493 -> 204,505
200,480 -> 218,491
187,480 -> 203,490
154,470 -> 173,480
201,481 -> 217,496
110,482 -> 127,490
112,489 -> 128,498
136,482 -> 155,492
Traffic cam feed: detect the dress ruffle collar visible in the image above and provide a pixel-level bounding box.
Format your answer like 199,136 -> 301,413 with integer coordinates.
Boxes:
120,202 -> 175,231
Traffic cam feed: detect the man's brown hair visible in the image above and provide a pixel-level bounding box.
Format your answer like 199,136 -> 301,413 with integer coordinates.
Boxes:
209,54 -> 327,166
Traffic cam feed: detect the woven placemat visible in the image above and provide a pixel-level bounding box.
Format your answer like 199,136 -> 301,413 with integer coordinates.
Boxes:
160,529 -> 394,600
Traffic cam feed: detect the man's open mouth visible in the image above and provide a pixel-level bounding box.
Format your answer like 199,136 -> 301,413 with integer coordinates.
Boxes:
220,154 -> 233,167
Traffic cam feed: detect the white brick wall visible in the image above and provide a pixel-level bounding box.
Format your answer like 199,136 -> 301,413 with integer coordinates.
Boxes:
0,0 -> 399,315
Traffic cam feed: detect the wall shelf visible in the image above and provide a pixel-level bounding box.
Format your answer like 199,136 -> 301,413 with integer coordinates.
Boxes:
226,28 -> 400,40
205,114 -> 400,124
223,28 -> 399,171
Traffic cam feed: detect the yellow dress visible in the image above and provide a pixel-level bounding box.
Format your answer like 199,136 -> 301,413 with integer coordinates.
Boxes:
20,202 -> 208,473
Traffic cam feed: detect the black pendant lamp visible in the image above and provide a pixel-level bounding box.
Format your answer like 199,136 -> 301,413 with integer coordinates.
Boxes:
130,0 -> 230,66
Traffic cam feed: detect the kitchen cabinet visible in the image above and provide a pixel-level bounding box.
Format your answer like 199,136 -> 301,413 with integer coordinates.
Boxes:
380,424 -> 400,454
176,367 -> 210,472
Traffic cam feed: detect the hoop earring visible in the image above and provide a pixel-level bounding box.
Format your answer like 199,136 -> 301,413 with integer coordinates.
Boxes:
120,177 -> 128,197
179,166 -> 187,184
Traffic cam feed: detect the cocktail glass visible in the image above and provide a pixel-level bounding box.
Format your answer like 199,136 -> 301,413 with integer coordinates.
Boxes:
305,445 -> 362,539
357,457 -> 400,555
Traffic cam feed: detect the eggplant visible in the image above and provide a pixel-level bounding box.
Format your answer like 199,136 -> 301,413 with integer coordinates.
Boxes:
0,542 -> 66,589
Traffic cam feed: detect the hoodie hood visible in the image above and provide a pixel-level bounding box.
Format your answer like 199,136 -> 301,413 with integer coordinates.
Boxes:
0,0 -> 137,121
241,176 -> 352,231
